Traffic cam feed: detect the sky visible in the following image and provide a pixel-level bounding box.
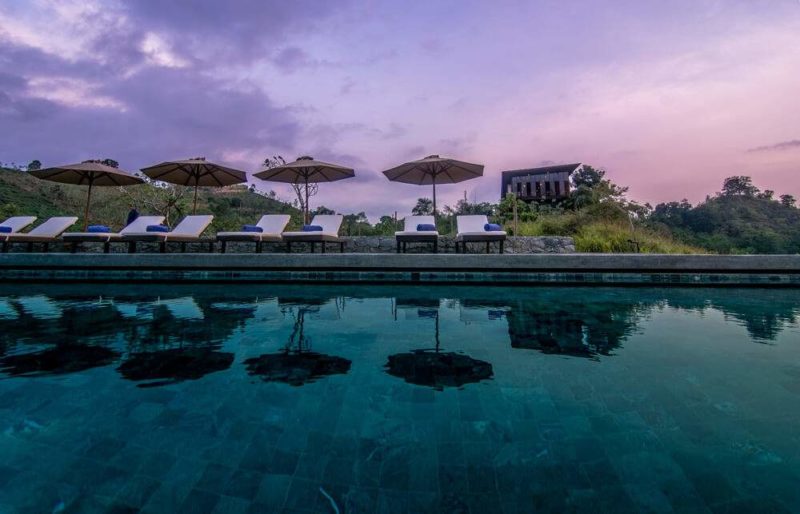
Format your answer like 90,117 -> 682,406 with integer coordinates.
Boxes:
1,0 -> 799,219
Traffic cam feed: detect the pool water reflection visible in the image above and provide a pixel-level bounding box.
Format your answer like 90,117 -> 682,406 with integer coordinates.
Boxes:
0,284 -> 798,512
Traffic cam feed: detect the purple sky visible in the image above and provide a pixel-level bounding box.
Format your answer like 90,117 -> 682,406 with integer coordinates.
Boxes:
1,0 -> 799,218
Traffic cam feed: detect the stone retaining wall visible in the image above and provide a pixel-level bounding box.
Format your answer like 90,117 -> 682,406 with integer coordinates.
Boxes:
342,236 -> 575,254
2,236 -> 575,254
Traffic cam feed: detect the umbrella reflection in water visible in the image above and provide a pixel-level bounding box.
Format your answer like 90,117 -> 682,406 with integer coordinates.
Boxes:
385,298 -> 493,391
0,296 -> 120,376
244,299 -> 351,386
116,296 -> 239,387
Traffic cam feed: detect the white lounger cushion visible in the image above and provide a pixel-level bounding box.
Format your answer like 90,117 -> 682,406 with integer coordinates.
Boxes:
63,216 -> 166,241
6,217 -> 79,241
395,215 -> 439,236
0,216 -> 37,235
456,215 -> 507,238
121,216 -> 168,234
283,214 -> 343,238
123,215 -> 214,241
217,214 -> 291,240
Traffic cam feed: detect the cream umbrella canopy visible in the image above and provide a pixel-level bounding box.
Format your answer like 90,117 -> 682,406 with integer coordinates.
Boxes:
140,157 -> 247,214
382,155 -> 484,215
253,156 -> 355,224
29,160 -> 144,230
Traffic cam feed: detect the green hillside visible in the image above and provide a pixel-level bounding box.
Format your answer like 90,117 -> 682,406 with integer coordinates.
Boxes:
0,167 -> 302,232
650,178 -> 800,254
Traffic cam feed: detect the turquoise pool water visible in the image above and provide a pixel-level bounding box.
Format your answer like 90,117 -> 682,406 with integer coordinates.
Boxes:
0,284 -> 798,513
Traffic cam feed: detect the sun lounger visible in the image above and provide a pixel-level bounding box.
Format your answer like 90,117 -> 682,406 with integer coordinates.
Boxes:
122,215 -> 214,253
0,216 -> 37,238
282,215 -> 344,253
0,216 -> 37,252
455,215 -> 507,254
394,215 -> 439,253
216,214 -> 291,253
2,217 -> 78,252
62,215 -> 166,253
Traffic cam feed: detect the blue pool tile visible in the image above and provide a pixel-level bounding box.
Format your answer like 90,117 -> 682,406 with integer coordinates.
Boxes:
180,489 -> 220,514
253,473 -> 291,509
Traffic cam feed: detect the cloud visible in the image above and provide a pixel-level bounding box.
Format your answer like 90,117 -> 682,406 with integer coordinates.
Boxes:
0,36 -> 299,171
272,47 -> 316,73
746,140 -> 800,153
122,0 -> 347,65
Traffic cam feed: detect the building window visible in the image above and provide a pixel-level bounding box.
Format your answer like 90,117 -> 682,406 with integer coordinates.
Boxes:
535,181 -> 541,197
544,181 -> 551,194
516,182 -> 521,193
563,181 -> 570,195
554,181 -> 561,196
525,182 -> 531,197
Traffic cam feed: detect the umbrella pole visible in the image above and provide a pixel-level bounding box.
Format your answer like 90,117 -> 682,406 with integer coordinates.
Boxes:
193,184 -> 199,214
83,180 -> 94,231
432,174 -> 437,216
304,177 -> 310,225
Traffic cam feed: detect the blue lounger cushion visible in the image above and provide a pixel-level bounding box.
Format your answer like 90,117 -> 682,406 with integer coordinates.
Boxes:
416,224 -> 436,231
87,225 -> 111,233
242,225 -> 263,232
0,226 -> 12,233
484,223 -> 502,231
302,225 -> 323,232
146,224 -> 169,232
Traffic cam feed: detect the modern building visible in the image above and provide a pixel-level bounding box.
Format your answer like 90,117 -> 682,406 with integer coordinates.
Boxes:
500,163 -> 582,202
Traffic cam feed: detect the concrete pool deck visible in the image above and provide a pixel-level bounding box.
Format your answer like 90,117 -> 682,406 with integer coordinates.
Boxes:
1,253 -> 799,286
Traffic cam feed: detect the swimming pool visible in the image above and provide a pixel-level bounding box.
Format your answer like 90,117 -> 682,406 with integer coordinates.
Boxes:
0,284 -> 798,513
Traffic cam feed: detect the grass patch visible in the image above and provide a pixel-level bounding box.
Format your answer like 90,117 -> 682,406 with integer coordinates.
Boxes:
512,211 -> 706,254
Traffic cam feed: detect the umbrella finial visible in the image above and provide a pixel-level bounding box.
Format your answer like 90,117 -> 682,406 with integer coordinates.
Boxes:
297,156 -> 314,161
188,156 -> 206,161
425,154 -> 440,159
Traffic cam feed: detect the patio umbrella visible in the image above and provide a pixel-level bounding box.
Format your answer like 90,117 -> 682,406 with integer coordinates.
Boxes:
140,157 -> 247,214
382,155 -> 484,215
253,156 -> 355,224
29,160 -> 144,230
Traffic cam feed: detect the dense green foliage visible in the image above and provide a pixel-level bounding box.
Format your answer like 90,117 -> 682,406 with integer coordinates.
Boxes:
650,183 -> 800,254
506,199 -> 703,253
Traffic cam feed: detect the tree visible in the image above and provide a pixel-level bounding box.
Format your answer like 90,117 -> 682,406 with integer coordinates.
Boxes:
412,197 -> 433,216
261,155 -> 318,223
757,190 -> 774,200
497,193 -> 534,224
26,160 -> 41,171
311,205 -> 335,216
444,199 -> 496,217
779,194 -> 796,208
571,165 -> 605,189
101,158 -> 119,168
651,199 -> 693,226
567,165 -> 628,209
373,215 -> 399,235
721,176 -> 759,197
342,211 -> 369,236
117,180 -> 189,226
